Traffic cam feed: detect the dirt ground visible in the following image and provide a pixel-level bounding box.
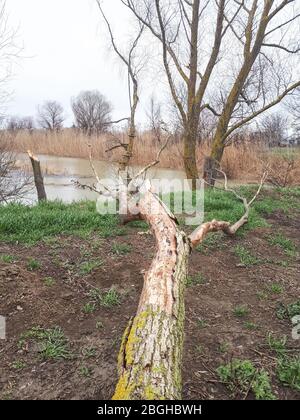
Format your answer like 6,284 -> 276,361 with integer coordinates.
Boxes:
0,210 -> 299,400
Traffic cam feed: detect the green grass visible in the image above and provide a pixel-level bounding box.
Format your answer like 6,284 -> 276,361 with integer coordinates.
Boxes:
19,327 -> 73,360
196,318 -> 208,329
26,258 -> 41,271
233,305 -> 249,318
11,360 -> 27,370
267,333 -> 287,355
112,243 -> 132,256
268,234 -> 298,257
0,201 -> 119,245
79,259 -> 102,275
234,245 -> 261,266
244,321 -> 259,330
195,232 -> 224,254
82,303 -> 96,314
217,359 -> 275,400
277,356 -> 300,391
0,254 -> 16,263
42,277 -> 56,287
276,301 -> 300,320
186,272 -> 207,287
79,365 -> 93,377
269,283 -> 284,294
87,287 -> 121,309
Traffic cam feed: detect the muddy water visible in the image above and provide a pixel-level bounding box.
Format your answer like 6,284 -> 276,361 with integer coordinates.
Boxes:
16,154 -> 187,203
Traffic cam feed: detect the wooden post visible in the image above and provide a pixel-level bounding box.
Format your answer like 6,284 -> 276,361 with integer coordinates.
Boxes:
27,150 -> 47,202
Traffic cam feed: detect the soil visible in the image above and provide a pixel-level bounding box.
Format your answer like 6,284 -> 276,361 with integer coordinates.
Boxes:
0,211 -> 299,400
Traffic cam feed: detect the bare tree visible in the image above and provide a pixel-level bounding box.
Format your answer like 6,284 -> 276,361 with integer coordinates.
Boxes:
260,113 -> 288,147
6,115 -> 35,132
71,90 -> 112,136
111,1 -> 300,187
37,100 -> 65,132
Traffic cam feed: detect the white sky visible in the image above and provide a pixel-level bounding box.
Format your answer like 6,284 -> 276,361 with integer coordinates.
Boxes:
6,0 -> 150,126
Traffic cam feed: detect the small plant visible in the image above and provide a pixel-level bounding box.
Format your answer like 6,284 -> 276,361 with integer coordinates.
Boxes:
277,356 -> 300,391
196,318 -> 208,329
218,341 -> 230,354
234,245 -> 260,266
269,283 -> 283,294
244,322 -> 259,330
267,333 -> 287,355
96,320 -> 104,329
1,254 -> 15,263
27,258 -> 41,271
112,243 -> 132,256
20,327 -> 72,360
186,273 -> 207,287
11,360 -> 26,370
42,277 -> 56,287
196,232 -> 223,254
80,259 -> 102,275
79,365 -> 93,378
233,305 -> 249,318
257,291 -> 268,301
100,288 -> 121,308
217,359 -> 275,400
83,302 -> 96,314
268,234 -> 297,257
82,347 -> 97,359
276,300 -> 300,320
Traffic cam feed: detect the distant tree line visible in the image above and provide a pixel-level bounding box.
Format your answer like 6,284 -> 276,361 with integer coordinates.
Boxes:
5,90 -> 113,135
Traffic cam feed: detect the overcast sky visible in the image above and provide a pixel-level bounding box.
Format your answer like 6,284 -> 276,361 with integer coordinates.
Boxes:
6,0 -> 150,126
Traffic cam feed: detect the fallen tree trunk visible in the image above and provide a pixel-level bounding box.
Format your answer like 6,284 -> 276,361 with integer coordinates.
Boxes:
112,184 -> 260,400
27,150 -> 47,202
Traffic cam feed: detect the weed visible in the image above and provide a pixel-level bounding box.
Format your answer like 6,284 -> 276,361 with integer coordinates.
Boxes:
269,283 -> 284,294
186,273 -> 207,287
217,359 -> 275,400
42,277 -> 56,287
100,288 -> 121,308
268,234 -> 298,257
20,327 -> 72,360
96,320 -> 104,329
196,318 -> 208,329
82,303 -> 96,314
234,245 -> 260,266
79,366 -> 93,377
80,259 -> 102,275
267,333 -> 287,355
218,342 -> 230,354
276,301 -> 300,320
233,305 -> 249,318
244,322 -> 259,330
0,254 -> 15,263
277,356 -> 300,391
112,243 -> 132,256
82,347 -> 97,359
11,360 -> 26,370
26,258 -> 41,271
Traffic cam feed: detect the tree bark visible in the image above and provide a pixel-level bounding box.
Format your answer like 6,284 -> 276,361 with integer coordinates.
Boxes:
27,151 -> 47,202
113,191 -> 190,400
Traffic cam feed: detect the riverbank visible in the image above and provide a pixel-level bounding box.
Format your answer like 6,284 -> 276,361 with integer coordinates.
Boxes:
7,129 -> 300,184
0,187 -> 299,400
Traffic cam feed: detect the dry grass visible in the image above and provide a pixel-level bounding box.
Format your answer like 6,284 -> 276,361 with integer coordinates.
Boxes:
5,128 -> 300,183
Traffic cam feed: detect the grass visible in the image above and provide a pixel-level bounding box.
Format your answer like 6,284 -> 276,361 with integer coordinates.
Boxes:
268,233 -> 298,257
82,303 -> 96,314
79,366 -> 93,378
11,360 -> 27,370
233,305 -> 249,318
195,232 -> 224,254
79,259 -> 102,275
269,283 -> 284,294
0,254 -> 16,263
19,327 -> 73,360
217,359 -> 275,400
186,273 -> 207,287
277,356 -> 300,391
111,243 -> 132,256
42,277 -> 56,287
0,201 -> 119,245
234,245 -> 261,266
87,287 -> 121,309
196,318 -> 208,329
267,333 -> 287,355
276,301 -> 300,320
26,258 -> 41,271
244,321 -> 259,330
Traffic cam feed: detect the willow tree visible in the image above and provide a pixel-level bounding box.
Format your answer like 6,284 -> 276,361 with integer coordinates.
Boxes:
106,0 -> 300,186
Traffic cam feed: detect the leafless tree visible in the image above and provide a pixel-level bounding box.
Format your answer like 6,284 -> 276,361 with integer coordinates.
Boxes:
37,100 -> 65,132
6,115 -> 35,132
113,1 -> 300,187
260,112 -> 288,147
71,90 -> 112,136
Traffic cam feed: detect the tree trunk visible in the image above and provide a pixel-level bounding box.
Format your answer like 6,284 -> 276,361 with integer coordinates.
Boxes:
204,133 -> 225,187
183,132 -> 198,190
27,151 -> 47,202
113,192 -> 190,400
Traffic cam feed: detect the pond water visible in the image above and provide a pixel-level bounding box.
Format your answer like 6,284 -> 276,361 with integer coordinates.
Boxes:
15,154 -> 188,203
